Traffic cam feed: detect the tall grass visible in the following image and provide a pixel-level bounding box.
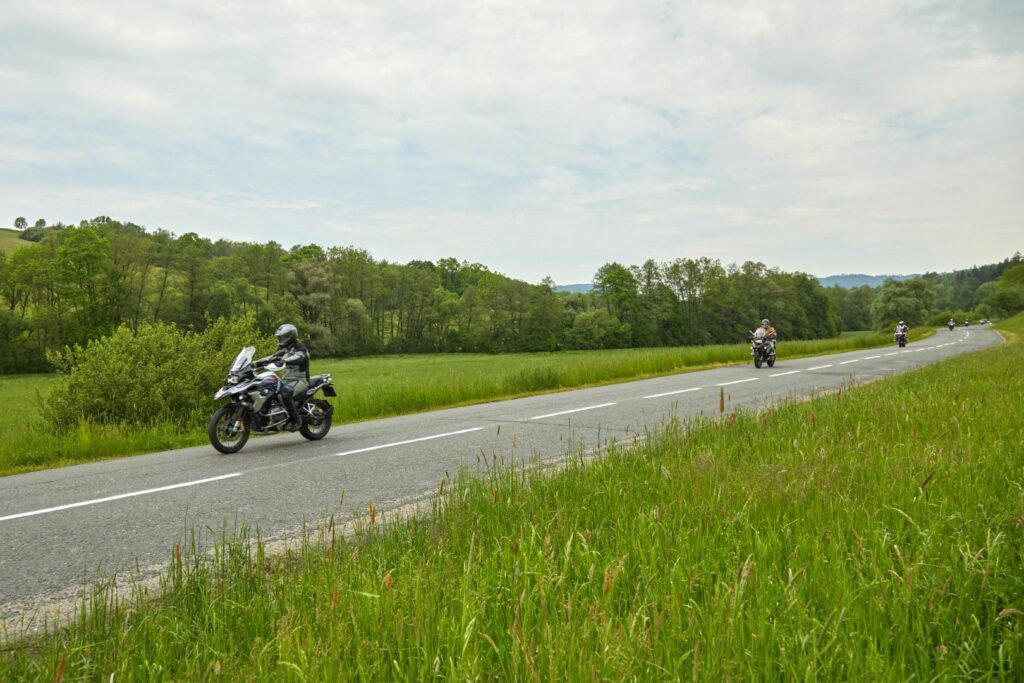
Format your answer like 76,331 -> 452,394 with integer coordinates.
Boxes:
1,319 -> 1018,680
0,329 -> 930,476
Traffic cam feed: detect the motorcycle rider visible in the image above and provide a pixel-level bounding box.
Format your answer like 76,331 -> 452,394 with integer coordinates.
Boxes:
259,323 -> 310,431
895,320 -> 909,336
757,318 -> 777,351
948,318 -> 956,330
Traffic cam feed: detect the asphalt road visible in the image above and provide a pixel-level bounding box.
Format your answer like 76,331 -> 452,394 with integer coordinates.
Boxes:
0,327 -> 1002,628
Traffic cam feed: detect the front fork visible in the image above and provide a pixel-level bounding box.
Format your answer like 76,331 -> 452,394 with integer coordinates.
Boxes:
228,402 -> 248,435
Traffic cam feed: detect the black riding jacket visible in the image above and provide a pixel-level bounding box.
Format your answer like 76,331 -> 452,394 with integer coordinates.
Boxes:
278,340 -> 310,384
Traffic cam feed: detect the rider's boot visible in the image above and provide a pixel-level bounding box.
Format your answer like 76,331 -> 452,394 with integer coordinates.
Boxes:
281,393 -> 301,431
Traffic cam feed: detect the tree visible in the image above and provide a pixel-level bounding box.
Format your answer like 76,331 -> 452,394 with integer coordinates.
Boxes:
986,263 -> 1024,315
33,219 -> 46,229
870,278 -> 935,328
14,217 -> 26,230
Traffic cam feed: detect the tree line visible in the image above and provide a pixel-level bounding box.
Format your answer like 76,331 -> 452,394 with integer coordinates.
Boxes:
1,217 -> 1020,373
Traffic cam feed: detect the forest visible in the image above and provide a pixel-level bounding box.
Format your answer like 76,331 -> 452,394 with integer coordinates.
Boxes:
1,216 -> 1021,374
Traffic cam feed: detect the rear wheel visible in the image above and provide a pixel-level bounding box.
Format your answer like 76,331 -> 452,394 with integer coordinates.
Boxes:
299,399 -> 332,441
209,405 -> 250,454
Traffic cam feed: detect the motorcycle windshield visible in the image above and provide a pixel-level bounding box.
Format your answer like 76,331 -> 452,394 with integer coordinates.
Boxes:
230,346 -> 256,371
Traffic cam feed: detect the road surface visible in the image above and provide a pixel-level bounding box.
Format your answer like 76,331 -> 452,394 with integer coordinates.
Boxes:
0,327 -> 1001,629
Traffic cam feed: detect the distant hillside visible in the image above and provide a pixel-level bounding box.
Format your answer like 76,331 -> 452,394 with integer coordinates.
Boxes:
818,273 -> 919,289
553,283 -> 593,293
0,228 -> 28,254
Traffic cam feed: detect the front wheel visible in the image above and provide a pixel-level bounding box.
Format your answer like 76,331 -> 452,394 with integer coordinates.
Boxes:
767,356 -> 775,367
299,399 -> 332,441
754,356 -> 762,369
209,405 -> 251,454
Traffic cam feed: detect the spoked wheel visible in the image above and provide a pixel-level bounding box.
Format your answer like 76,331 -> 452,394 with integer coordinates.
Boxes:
209,405 -> 251,454
299,399 -> 332,441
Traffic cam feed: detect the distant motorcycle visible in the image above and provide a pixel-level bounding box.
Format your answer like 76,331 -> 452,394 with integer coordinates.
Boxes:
208,346 -> 336,454
895,331 -> 908,348
749,328 -> 776,368
947,321 -> 955,331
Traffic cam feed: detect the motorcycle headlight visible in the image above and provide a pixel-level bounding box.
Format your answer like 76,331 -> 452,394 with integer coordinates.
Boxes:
227,375 -> 241,386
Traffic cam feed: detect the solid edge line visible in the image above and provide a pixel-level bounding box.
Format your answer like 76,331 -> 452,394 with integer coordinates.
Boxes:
0,473 -> 242,523
334,427 -> 485,456
643,387 -> 702,399
716,378 -> 759,387
531,403 -> 617,420
769,370 -> 800,377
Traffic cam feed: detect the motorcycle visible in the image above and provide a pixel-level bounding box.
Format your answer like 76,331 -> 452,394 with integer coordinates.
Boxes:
895,331 -> 908,347
947,321 -> 955,331
749,328 -> 776,368
208,346 -> 337,454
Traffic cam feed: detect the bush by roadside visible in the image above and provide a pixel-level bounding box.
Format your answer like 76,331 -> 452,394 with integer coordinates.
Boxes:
43,318 -> 274,432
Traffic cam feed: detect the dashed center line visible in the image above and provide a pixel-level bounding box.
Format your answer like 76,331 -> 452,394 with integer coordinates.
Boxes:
0,473 -> 242,523
864,355 -> 881,360
769,370 -> 800,377
643,387 -> 702,399
716,378 -> 759,387
531,403 -> 617,420
333,427 -> 485,456
807,364 -> 833,370
839,359 -> 859,365
884,352 -> 898,356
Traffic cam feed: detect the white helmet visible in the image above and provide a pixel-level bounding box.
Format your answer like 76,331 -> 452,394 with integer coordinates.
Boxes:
761,319 -> 770,326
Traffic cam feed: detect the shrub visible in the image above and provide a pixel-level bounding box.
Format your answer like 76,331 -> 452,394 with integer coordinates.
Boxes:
43,318 -> 274,432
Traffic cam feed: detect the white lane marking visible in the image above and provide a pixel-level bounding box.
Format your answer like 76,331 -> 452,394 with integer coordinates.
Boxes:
0,473 -> 242,523
807,364 -> 833,371
884,352 -> 898,356
643,387 -> 702,399
864,355 -> 881,360
839,359 -> 859,365
716,378 -> 759,387
769,370 -> 800,377
531,403 -> 616,420
916,348 -> 927,352
334,427 -> 484,456
925,346 -> 936,350
901,350 -> 914,354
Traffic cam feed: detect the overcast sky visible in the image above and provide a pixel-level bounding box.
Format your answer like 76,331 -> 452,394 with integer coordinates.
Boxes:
1,0 -> 1021,284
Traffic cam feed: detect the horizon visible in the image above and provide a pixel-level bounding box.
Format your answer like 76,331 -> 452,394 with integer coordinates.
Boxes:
5,219 -> 1017,286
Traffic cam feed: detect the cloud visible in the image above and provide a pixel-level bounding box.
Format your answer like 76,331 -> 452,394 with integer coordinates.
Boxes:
0,0 -> 1021,282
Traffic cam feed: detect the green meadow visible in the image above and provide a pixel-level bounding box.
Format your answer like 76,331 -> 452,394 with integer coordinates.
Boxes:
0,328 -> 930,476
1,318 -> 1017,680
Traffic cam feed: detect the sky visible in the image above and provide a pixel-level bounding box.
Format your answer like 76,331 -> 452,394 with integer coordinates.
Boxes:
1,0 -> 1022,284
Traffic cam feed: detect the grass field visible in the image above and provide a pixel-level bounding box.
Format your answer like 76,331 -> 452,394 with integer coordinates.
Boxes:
0,227 -> 29,253
1,319 -> 1018,680
0,328 -> 932,477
